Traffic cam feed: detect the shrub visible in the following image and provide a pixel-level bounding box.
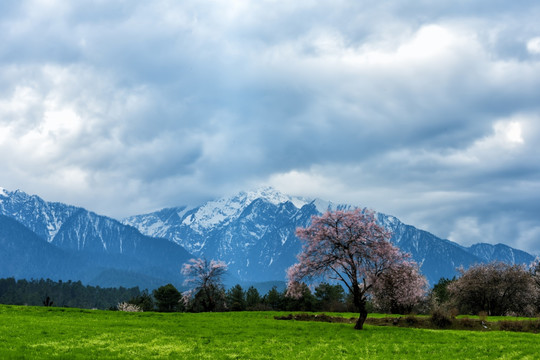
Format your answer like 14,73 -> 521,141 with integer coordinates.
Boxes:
431,309 -> 452,328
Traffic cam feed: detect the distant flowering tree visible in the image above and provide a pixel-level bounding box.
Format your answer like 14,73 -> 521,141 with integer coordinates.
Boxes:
370,261 -> 427,314
181,258 -> 228,312
531,258 -> 540,288
117,302 -> 142,312
448,262 -> 536,316
287,209 -> 415,329
531,258 -> 540,311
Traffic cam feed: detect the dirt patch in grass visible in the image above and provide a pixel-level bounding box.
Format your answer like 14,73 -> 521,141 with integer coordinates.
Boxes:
275,313 -> 540,333
275,313 -> 356,323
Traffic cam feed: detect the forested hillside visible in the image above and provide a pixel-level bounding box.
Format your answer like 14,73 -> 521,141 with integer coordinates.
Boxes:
0,278 -> 141,309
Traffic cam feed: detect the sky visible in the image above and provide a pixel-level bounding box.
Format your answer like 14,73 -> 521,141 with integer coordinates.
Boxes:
1,1 -> 540,255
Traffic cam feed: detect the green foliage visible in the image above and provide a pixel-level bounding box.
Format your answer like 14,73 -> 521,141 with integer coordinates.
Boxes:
152,284 -> 182,312
0,277 -> 140,309
431,277 -> 455,305
128,290 -> 154,312
314,283 -> 346,312
187,285 -> 227,312
226,284 -> 246,311
1,305 -> 540,359
283,284 -> 317,312
263,286 -> 283,310
245,286 -> 261,309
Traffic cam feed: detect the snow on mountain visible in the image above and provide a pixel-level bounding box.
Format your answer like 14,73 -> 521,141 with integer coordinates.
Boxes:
2,185 -> 535,288
0,188 -> 192,289
179,186 -> 310,232
124,186 -> 536,285
124,187 -> 323,281
467,243 -> 534,265
0,189 -> 79,242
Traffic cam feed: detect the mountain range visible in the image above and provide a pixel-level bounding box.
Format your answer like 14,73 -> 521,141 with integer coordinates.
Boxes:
0,186 -> 536,290
124,187 -> 535,285
0,188 -> 191,290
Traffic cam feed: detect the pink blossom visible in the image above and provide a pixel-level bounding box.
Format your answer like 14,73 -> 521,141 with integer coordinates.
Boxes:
181,257 -> 228,307
287,209 -> 421,329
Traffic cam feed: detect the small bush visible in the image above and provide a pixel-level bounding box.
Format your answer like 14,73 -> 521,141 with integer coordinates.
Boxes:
431,309 -> 452,328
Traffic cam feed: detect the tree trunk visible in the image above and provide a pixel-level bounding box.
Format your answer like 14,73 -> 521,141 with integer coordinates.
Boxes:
354,308 -> 368,330
354,296 -> 369,330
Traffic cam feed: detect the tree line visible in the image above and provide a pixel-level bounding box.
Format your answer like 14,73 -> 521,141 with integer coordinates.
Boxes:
128,282 -> 356,313
2,261 -> 539,318
0,277 -> 141,309
3,209 -> 539,324
0,276 -> 355,313
142,259 -> 540,318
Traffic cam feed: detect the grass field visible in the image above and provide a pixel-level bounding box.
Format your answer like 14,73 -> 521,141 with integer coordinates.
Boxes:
1,305 -> 539,359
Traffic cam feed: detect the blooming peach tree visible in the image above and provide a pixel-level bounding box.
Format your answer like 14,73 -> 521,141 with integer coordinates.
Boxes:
532,258 -> 540,311
532,257 -> 540,288
287,209 -> 416,329
181,257 -> 228,312
370,261 -> 427,314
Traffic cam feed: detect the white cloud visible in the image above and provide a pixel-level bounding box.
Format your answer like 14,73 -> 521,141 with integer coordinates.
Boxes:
527,37 -> 540,54
448,217 -> 484,247
467,118 -> 526,159
267,169 -> 347,202
1,0 -> 540,254
397,25 -> 464,60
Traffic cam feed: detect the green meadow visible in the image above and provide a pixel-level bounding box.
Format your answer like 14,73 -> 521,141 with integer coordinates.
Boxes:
0,305 -> 538,359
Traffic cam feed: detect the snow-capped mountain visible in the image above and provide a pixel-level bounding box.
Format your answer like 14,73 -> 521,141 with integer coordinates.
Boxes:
124,187 -> 321,281
467,243 -> 533,265
0,188 -> 191,289
124,187 -> 536,285
1,186 -> 535,288
0,188 -> 79,242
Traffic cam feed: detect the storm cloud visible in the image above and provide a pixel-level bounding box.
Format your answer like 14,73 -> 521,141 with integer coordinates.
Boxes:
1,1 -> 539,254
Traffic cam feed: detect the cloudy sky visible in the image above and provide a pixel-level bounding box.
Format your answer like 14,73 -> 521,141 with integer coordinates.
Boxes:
1,1 -> 540,254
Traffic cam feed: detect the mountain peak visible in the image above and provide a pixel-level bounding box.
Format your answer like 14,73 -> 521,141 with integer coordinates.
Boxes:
240,186 -> 307,207
181,186 -> 300,231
